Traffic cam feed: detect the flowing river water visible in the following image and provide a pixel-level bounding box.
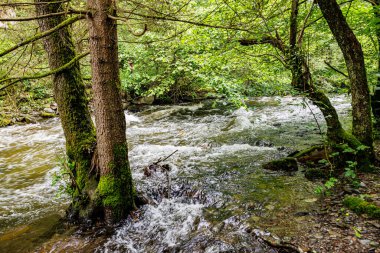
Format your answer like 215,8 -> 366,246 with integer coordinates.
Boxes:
0,96 -> 351,253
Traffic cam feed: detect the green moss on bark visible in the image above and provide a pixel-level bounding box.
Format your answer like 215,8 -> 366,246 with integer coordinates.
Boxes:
96,143 -> 136,222
98,175 -> 123,208
0,115 -> 11,127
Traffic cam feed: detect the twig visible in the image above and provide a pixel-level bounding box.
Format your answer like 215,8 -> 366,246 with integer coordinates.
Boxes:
154,150 -> 178,165
165,169 -> 171,199
0,14 -> 84,58
0,52 -> 89,91
303,97 -> 333,171
324,61 -> 349,78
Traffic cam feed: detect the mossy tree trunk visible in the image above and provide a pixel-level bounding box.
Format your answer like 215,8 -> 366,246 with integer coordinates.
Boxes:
34,0 -> 98,219
87,0 -> 135,223
317,0 -> 373,150
240,0 -> 370,169
287,0 -> 347,145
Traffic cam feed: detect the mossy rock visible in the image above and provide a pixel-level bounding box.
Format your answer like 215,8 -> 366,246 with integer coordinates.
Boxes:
304,168 -> 330,180
343,196 -> 380,219
0,116 -> 12,127
40,112 -> 56,118
291,145 -> 326,164
262,157 -> 298,172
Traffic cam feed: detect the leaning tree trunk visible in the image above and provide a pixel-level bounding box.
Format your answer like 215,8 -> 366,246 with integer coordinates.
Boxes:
317,0 -> 373,150
297,56 -> 370,169
35,0 -> 98,219
240,0 -> 370,169
288,0 -> 343,143
87,0 -> 135,223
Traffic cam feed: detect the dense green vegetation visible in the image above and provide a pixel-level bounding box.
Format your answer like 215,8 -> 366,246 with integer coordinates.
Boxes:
1,1 -> 379,107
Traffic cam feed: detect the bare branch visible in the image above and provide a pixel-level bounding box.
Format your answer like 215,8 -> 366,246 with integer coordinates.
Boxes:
0,52 -> 89,91
109,12 -> 253,33
0,11 -> 68,22
324,61 -> 349,78
297,0 -> 316,46
0,45 -> 29,80
0,14 -> 84,58
108,15 -> 147,36
0,1 -> 69,7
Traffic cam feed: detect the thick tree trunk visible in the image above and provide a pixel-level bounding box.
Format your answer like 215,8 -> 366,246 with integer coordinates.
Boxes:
87,0 -> 135,223
35,1 -> 98,219
317,0 -> 373,149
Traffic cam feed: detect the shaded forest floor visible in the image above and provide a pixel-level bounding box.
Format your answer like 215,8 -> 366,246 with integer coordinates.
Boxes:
283,143 -> 380,253
287,172 -> 380,253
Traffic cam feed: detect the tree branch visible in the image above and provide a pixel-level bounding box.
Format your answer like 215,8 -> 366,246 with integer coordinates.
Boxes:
0,1 -> 69,7
0,11 -> 70,22
0,14 -> 84,58
108,13 -> 253,33
297,0 -> 316,46
238,36 -> 285,52
324,61 -> 349,78
0,52 -> 89,91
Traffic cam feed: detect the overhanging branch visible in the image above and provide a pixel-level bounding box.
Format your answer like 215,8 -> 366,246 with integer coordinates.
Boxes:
0,52 -> 89,91
109,13 -> 253,33
0,14 -> 85,58
0,1 -> 69,7
0,11 -> 71,22
324,61 -> 349,78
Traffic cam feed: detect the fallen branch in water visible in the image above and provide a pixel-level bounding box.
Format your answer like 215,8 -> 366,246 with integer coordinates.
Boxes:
153,150 -> 178,165
143,150 -> 178,199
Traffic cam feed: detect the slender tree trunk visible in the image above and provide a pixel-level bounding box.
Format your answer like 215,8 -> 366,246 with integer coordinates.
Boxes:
289,0 -> 304,90
317,0 -> 373,149
34,0 -> 98,219
371,1 -> 380,132
87,0 -> 135,223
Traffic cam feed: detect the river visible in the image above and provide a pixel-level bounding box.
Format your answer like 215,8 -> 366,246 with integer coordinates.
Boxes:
0,95 -> 351,252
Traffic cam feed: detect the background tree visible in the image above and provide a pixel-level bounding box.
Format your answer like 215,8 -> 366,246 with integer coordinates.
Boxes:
317,0 -> 373,151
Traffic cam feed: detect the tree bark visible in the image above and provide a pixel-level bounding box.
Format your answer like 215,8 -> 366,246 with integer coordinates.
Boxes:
34,0 -> 98,219
289,0 -> 305,91
317,0 -> 373,149
87,0 -> 135,223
